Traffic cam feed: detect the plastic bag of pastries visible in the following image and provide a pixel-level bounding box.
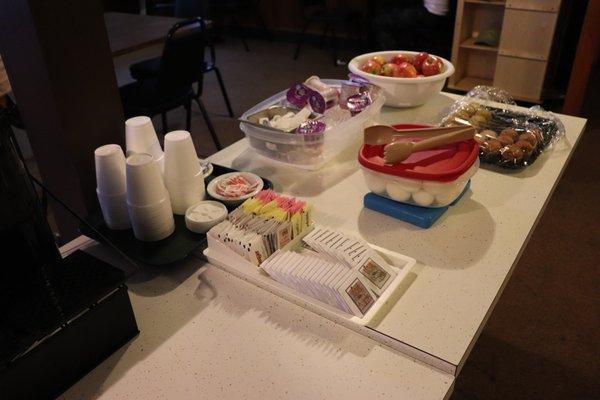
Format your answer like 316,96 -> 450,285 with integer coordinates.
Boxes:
440,85 -> 565,169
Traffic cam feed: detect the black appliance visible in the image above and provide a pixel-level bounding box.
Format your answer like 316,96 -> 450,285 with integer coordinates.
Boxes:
0,110 -> 139,399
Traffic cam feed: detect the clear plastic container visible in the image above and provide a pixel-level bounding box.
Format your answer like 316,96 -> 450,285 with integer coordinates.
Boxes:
439,85 -> 565,169
240,79 -> 384,170
358,124 -> 479,208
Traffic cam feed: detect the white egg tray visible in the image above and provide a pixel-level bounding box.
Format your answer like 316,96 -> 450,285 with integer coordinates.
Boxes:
361,158 -> 479,208
203,227 -> 415,327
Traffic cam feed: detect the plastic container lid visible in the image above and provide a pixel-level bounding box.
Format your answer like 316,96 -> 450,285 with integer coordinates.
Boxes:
358,124 -> 479,182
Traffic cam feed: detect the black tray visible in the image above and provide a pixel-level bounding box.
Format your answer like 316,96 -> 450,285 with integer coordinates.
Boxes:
478,106 -> 562,169
80,164 -> 273,266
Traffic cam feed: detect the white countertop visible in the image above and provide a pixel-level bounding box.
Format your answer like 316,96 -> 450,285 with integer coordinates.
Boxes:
200,92 -> 587,372
60,92 -> 585,399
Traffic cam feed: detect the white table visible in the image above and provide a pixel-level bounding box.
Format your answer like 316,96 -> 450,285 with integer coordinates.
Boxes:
58,237 -> 454,400
60,92 -> 586,399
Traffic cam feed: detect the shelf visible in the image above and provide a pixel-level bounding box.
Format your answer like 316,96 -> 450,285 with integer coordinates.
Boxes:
465,0 -> 506,5
459,37 -> 499,52
448,76 -> 493,92
505,0 -> 560,12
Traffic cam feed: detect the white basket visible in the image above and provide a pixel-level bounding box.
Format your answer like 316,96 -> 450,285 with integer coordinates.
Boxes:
348,51 -> 454,108
204,228 -> 415,327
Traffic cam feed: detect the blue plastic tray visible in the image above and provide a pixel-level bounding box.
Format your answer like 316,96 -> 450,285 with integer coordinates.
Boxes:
363,181 -> 470,229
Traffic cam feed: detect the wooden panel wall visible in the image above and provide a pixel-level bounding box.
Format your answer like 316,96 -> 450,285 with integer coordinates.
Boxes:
0,0 -> 125,241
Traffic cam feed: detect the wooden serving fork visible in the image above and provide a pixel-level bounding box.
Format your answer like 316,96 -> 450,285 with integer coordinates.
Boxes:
383,127 -> 475,164
364,124 -> 470,146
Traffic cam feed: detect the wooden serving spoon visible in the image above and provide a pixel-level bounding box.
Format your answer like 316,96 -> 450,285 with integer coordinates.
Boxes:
383,127 -> 475,164
364,124 -> 470,146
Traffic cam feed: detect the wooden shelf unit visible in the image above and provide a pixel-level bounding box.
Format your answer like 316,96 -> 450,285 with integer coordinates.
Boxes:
464,0 -> 506,6
452,76 -> 494,91
459,37 -> 498,52
448,0 -> 562,103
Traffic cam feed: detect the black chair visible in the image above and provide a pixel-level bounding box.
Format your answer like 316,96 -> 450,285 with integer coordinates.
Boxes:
294,0 -> 363,66
130,0 -> 234,118
121,18 -> 223,150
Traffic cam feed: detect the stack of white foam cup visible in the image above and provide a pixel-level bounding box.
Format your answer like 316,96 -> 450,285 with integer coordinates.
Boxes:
163,130 -> 205,215
126,153 -> 175,241
125,116 -> 165,171
94,144 -> 131,230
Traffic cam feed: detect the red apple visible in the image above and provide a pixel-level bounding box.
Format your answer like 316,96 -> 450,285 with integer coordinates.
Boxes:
421,55 -> 442,76
393,62 -> 418,78
380,63 -> 397,76
412,52 -> 429,72
371,55 -> 386,66
361,60 -> 382,75
391,53 -> 413,65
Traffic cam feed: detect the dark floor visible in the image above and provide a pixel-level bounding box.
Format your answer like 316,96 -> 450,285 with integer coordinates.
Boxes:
107,37 -> 600,399
451,116 -> 600,400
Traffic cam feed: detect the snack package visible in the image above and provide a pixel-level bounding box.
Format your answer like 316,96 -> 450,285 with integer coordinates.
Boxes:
301,226 -> 397,296
261,250 -> 377,317
440,86 -> 565,169
208,190 -> 312,265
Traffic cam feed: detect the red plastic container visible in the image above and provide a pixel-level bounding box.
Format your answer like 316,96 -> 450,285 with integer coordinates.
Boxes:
359,124 -> 479,207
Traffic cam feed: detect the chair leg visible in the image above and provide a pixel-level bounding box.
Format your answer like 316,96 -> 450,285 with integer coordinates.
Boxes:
319,25 -> 329,49
241,37 -> 250,52
257,12 -> 272,41
195,97 -> 223,151
185,99 -> 192,132
213,67 -> 234,118
294,21 -> 309,60
161,112 -> 168,135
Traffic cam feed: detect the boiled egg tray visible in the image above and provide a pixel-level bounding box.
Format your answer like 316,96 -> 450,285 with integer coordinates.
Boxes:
364,180 -> 470,229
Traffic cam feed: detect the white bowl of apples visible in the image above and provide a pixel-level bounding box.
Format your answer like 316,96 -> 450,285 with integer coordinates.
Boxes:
348,51 -> 454,108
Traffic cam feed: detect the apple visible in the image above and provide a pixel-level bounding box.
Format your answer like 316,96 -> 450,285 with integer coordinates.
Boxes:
393,62 -> 418,78
391,53 -> 413,65
361,59 -> 382,75
412,52 -> 429,72
421,55 -> 442,76
371,55 -> 386,66
380,63 -> 397,76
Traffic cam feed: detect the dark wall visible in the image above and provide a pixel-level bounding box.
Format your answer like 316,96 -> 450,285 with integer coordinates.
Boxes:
102,0 -> 141,13
0,0 -> 125,242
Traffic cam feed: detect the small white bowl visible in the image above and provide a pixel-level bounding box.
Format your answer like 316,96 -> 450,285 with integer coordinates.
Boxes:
185,200 -> 228,233
348,50 -> 454,108
206,172 -> 264,205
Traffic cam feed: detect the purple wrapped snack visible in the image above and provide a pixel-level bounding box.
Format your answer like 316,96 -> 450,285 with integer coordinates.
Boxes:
296,120 -> 326,135
308,91 -> 326,113
340,81 -> 362,110
348,73 -> 370,85
286,83 -> 311,108
346,92 -> 372,116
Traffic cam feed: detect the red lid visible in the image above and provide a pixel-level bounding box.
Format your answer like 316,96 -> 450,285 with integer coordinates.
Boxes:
358,124 -> 479,182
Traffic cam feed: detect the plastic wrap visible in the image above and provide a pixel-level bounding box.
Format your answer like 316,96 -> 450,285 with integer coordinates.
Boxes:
440,86 -> 565,169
